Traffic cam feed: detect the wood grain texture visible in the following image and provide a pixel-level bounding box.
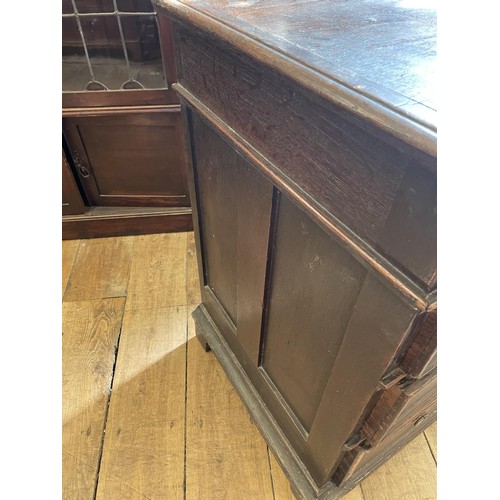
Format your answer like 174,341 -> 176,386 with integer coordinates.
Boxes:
125,232 -> 187,310
173,23 -> 436,289
187,231 -> 201,305
262,196 -> 366,431
96,306 -> 187,499
360,433 -> 436,500
186,319 -> 274,499
62,206 -> 193,240
155,0 -> 436,156
64,237 -> 135,301
424,421 -> 437,463
63,111 -> 190,208
62,239 -> 80,297
62,298 -> 125,500
269,451 -> 365,500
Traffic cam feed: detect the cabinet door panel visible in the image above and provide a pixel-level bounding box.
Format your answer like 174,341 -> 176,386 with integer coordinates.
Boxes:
191,113 -> 274,363
261,196 -> 366,432
63,110 -> 189,207
62,150 -> 85,215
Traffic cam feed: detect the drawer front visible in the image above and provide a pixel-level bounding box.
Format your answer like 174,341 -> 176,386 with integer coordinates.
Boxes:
333,371 -> 436,485
334,400 -> 437,487
362,370 -> 436,446
400,310 -> 437,379
174,22 -> 437,290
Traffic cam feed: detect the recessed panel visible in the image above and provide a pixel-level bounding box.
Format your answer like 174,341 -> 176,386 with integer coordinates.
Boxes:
262,196 -> 366,431
191,113 -> 273,361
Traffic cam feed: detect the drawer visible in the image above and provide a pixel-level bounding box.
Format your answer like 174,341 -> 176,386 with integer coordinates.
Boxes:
173,22 -> 437,290
400,310 -> 437,379
334,399 -> 436,487
333,371 -> 436,486
362,369 -> 436,446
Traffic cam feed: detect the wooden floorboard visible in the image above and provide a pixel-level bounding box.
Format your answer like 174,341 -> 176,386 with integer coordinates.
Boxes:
360,433 -> 437,500
125,233 -> 187,310
62,298 -> 125,500
187,232 -> 202,306
424,421 -> 437,463
185,314 -> 275,499
64,237 -> 135,301
96,306 -> 187,500
62,239 -> 80,297
62,233 -> 437,500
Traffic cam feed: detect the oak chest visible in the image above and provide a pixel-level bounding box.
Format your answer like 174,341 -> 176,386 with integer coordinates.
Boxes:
154,1 -> 437,498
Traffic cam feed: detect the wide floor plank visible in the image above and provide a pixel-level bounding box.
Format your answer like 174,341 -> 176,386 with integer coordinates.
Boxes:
186,317 -> 274,499
62,298 -> 126,500
125,233 -> 187,310
62,239 -> 80,297
360,433 -> 437,500
96,306 -> 187,500
187,232 -> 202,306
424,421 -> 437,462
64,237 -> 135,301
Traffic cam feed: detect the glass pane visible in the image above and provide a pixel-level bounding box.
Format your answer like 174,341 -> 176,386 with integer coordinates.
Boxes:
62,0 -> 73,14
62,17 -> 92,91
75,0 -> 114,13
117,0 -> 154,13
80,15 -> 129,89
122,15 -> 166,88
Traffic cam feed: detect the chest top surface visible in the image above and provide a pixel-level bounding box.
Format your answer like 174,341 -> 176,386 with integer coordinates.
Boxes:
156,0 -> 436,151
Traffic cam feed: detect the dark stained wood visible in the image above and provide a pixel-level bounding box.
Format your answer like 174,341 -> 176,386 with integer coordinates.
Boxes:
62,150 -> 86,215
172,23 -> 436,290
155,0 -> 436,156
158,1 -> 437,498
400,310 -> 437,379
63,109 -> 190,208
175,84 -> 430,311
334,405 -> 437,489
62,206 -> 192,240
156,11 -> 178,87
261,196 -> 366,432
361,371 -> 437,448
304,275 -> 419,484
191,112 -> 274,362
62,88 -> 178,108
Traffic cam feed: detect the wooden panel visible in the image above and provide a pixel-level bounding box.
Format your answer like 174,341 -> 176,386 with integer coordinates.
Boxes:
125,232 -> 187,310
62,298 -> 125,500
174,23 -> 436,288
305,275 -> 418,485
62,239 -> 80,296
96,306 -> 186,499
191,113 -> 274,362
360,433 -> 437,500
64,236 -> 135,301
185,315 -> 275,499
63,150 -> 86,215
187,231 -> 201,305
63,110 -> 189,207
361,373 -> 436,448
262,196 -> 366,432
62,206 -> 193,240
400,310 -> 437,379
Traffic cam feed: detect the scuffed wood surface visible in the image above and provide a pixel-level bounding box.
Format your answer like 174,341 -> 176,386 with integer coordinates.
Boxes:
62,298 -> 125,499
64,237 -> 134,301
